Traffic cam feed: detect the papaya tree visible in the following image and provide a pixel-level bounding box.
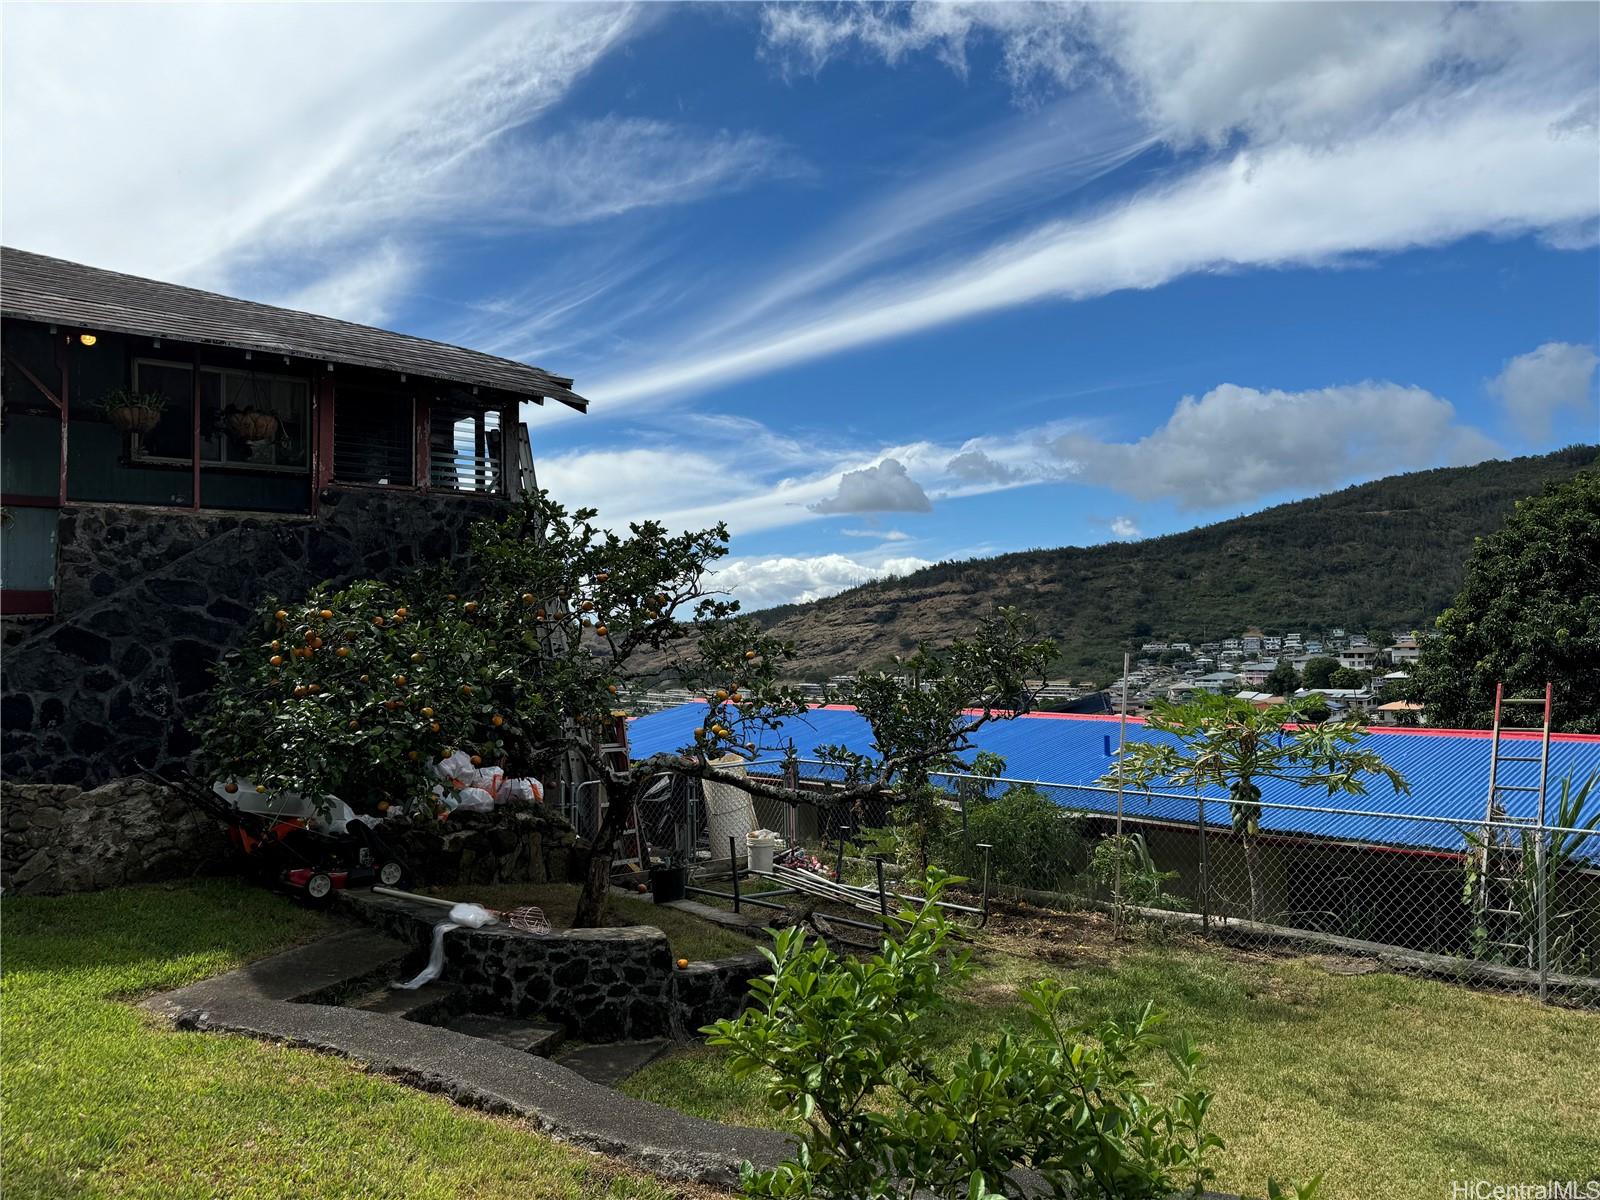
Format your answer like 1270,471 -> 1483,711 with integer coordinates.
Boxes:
1110,694 -> 1409,922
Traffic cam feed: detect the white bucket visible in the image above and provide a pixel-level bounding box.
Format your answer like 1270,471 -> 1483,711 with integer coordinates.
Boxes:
747,835 -> 779,874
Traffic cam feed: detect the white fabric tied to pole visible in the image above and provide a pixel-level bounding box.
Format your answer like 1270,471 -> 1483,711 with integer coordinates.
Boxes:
393,903 -> 497,990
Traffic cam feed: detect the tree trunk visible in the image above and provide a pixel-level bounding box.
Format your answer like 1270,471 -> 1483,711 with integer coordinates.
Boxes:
572,779 -> 628,928
1243,830 -> 1265,923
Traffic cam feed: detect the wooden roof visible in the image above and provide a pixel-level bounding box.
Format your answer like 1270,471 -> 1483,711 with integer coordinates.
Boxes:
0,247 -> 586,411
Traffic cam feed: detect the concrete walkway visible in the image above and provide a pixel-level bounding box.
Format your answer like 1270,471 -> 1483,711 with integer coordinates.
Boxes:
143,929 -> 793,1187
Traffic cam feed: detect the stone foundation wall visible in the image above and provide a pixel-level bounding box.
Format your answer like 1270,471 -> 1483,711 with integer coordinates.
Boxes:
346,891 -> 761,1041
378,806 -> 584,888
1,489 -> 502,787
1,776 -> 230,894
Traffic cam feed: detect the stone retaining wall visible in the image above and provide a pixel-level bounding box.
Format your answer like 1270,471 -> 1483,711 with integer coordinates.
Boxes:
345,891 -> 762,1041
1,489 -> 501,787
1,776 -> 230,894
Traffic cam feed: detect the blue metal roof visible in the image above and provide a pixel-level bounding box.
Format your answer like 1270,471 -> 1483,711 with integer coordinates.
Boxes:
628,704 -> 1600,856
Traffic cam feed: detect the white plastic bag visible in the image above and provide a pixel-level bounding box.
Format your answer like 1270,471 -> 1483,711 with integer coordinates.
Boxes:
455,787 -> 495,813
433,751 -> 474,781
499,778 -> 542,805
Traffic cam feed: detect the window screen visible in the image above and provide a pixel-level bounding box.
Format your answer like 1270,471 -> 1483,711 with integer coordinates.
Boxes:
334,385 -> 413,485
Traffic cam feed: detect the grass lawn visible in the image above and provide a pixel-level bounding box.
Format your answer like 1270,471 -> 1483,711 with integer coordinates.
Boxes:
623,907 -> 1600,1200
1,879 -> 723,1200
417,882 -> 759,962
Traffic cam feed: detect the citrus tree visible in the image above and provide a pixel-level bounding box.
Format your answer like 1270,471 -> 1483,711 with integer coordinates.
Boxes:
200,491 -> 1057,928
1110,694 -> 1409,922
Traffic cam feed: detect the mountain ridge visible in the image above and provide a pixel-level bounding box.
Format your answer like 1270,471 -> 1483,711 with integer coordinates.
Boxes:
751,447 -> 1600,681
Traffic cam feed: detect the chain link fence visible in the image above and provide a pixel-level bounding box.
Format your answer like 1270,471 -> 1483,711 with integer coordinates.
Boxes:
626,758 -> 1599,1010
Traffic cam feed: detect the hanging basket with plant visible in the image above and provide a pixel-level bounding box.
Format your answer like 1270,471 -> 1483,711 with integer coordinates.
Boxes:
98,388 -> 167,436
225,407 -> 280,442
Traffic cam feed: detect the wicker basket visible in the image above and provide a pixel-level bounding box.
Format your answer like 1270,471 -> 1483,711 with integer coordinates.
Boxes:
107,405 -> 162,436
226,410 -> 279,441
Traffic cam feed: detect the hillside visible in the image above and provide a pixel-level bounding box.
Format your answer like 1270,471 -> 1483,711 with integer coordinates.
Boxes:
753,447 -> 1599,681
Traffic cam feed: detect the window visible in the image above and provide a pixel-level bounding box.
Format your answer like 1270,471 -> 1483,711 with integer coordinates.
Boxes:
334,383 -> 414,486
130,359 -> 310,472
429,406 -> 502,494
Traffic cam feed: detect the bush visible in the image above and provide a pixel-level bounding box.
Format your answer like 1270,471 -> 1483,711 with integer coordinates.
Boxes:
706,874 -> 1309,1199
951,783 -> 1087,893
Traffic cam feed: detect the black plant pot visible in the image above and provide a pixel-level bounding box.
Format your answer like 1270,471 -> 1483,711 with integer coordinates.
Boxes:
650,865 -> 689,903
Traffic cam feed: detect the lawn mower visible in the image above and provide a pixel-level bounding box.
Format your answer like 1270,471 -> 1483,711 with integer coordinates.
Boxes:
160,772 -> 410,905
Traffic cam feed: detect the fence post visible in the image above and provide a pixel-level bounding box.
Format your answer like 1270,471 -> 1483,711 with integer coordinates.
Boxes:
1198,793 -> 1210,935
1536,821 -> 1550,1004
729,834 -> 741,914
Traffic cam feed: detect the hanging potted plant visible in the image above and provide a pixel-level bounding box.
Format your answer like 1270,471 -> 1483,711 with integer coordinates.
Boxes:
98,388 -> 166,436
225,406 -> 279,443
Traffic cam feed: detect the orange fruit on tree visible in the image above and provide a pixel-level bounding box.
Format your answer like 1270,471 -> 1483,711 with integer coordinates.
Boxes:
745,650 -> 757,660
470,754 -> 482,766
270,655 -> 283,667
270,639 -> 282,650
410,652 -> 423,663
715,689 -> 728,701
292,686 -> 307,697
676,958 -> 688,969
359,674 -> 370,683
430,722 -> 441,733
348,720 -> 360,730
491,714 -> 504,727
274,609 -> 288,621
319,609 -> 333,620
408,750 -> 420,761
608,684 -> 618,695
693,727 -> 706,738
521,593 -> 535,605
224,781 -> 239,794
460,684 -> 474,695
421,706 -> 435,717
336,646 -> 350,658
311,637 -> 324,649
394,675 -> 408,686
372,616 -> 385,626
447,593 -> 458,601
594,625 -> 608,637
463,601 -> 479,615
395,607 -> 408,619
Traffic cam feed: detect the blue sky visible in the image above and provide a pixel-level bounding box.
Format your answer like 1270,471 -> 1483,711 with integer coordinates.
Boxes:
6,3 -> 1598,607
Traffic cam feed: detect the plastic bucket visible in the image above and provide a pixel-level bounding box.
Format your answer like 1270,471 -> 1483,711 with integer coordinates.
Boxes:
747,836 -> 778,874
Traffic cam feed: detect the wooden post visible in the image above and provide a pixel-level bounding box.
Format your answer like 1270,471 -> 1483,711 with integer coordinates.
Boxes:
414,390 -> 431,489
313,373 -> 336,494
54,336 -> 69,505
190,346 -> 202,509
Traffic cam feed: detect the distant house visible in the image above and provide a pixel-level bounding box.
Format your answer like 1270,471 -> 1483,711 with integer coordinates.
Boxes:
0,247 -> 586,785
1372,700 -> 1425,726
1388,638 -> 1423,665
1375,670 -> 1410,694
1297,687 -> 1376,714
1234,690 -> 1284,709
1236,661 -> 1278,687
1338,646 -> 1381,671
1196,671 -> 1240,693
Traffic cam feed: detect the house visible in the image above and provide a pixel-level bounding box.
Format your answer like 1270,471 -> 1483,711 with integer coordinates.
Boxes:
0,247 -> 585,785
1236,661 -> 1278,687
1195,671 -> 1240,693
1233,690 -> 1284,709
1372,700 -> 1425,726
1375,670 -> 1410,694
1388,638 -> 1423,665
1338,646 -> 1381,671
1296,687 -> 1377,714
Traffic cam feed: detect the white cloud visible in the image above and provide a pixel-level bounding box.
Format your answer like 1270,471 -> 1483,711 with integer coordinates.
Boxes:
809,458 -> 933,514
712,553 -> 934,610
945,449 -> 1022,485
840,528 -> 911,542
1,6 -> 782,327
1050,382 -> 1498,508
586,94 -> 1599,409
1487,342 -> 1600,439
1110,516 -> 1141,540
761,3 -> 1599,147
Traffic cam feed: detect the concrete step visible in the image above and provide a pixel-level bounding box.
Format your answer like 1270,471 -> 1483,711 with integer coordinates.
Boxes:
553,1038 -> 673,1086
349,980 -> 463,1024
235,928 -> 413,1006
444,1013 -> 566,1056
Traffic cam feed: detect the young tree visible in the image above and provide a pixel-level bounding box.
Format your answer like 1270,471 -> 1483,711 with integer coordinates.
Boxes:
1409,470 -> 1600,733
200,490 -> 1056,929
1328,666 -> 1368,690
1111,694 -> 1409,921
